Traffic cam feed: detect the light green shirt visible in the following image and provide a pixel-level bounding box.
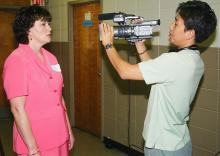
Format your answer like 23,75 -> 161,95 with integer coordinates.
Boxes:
139,49 -> 204,151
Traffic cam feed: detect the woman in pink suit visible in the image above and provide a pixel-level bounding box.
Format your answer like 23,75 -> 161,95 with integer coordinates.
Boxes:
2,5 -> 74,156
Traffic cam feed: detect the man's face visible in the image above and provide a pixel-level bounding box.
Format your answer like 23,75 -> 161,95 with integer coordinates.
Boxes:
169,14 -> 188,48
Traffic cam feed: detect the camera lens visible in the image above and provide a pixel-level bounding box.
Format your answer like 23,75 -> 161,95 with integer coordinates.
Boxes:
113,26 -> 134,38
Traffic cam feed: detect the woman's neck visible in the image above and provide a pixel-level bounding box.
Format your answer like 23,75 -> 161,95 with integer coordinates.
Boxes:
28,42 -> 42,53
28,42 -> 45,62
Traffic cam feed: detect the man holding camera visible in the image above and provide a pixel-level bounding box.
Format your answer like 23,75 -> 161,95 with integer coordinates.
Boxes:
100,1 -> 217,156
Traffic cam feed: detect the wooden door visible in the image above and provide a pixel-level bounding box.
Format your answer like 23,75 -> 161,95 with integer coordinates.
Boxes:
0,10 -> 17,108
72,1 -> 101,136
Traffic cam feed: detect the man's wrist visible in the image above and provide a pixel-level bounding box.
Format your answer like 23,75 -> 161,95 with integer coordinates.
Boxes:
138,49 -> 147,55
104,43 -> 114,50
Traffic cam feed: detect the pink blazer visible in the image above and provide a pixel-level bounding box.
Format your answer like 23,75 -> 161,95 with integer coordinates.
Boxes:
3,44 -> 69,154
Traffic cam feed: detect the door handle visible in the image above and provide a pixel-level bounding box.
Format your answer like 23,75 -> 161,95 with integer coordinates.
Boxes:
98,72 -> 102,76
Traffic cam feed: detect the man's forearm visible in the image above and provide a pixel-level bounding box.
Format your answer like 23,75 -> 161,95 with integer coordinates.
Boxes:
105,46 -> 143,80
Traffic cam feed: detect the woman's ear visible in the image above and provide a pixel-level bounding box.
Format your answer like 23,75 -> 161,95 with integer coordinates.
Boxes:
27,30 -> 32,41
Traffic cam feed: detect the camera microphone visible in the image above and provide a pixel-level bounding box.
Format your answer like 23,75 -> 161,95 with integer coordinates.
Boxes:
98,13 -> 117,20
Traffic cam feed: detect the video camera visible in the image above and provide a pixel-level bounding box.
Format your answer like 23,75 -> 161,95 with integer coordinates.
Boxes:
98,12 -> 160,44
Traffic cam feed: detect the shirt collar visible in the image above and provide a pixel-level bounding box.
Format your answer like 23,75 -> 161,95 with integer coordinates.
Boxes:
19,44 -> 52,75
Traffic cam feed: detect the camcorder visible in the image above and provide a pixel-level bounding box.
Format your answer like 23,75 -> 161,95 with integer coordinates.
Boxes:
98,12 -> 160,44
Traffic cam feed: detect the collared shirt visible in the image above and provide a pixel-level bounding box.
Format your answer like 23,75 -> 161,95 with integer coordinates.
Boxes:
3,44 -> 68,154
138,49 -> 204,151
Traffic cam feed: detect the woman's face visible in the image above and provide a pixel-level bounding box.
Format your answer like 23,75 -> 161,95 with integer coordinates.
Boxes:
28,19 -> 52,46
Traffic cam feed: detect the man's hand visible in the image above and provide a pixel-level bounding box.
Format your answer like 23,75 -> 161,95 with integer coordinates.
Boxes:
131,18 -> 143,25
99,23 -> 114,46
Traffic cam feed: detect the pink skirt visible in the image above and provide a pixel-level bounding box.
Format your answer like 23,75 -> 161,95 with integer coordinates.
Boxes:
19,142 -> 68,156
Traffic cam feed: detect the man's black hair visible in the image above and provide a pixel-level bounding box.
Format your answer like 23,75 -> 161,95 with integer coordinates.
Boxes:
177,0 -> 217,43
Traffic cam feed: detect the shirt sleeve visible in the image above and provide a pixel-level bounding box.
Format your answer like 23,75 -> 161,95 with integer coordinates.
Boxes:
138,53 -> 176,85
3,56 -> 29,100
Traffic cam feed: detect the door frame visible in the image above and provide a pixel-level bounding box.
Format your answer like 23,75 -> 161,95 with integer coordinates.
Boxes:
67,0 -> 102,128
0,5 -> 22,11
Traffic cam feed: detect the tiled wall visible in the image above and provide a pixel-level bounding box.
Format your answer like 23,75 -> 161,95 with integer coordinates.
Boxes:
102,45 -> 220,156
189,47 -> 220,156
47,0 -> 220,155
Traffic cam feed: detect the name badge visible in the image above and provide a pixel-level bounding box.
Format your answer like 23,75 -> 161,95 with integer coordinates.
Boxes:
51,64 -> 61,72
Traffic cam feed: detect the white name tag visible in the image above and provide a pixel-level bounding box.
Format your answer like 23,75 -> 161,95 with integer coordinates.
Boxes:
51,64 -> 61,72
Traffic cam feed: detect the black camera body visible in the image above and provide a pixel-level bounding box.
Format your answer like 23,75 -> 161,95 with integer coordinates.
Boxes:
98,12 -> 160,44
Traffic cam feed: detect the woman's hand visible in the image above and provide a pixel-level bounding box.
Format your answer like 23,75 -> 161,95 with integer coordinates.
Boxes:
68,130 -> 75,150
61,97 -> 75,150
28,150 -> 41,156
10,96 -> 40,156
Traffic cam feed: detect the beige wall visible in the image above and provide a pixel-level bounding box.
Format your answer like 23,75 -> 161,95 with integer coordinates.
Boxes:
48,0 -> 220,47
48,0 -> 220,156
47,0 -> 71,42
